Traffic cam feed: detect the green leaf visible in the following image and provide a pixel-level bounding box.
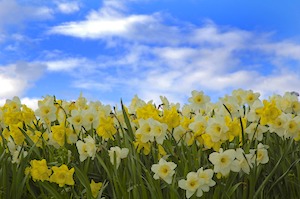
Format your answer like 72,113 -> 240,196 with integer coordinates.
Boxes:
19,127 -> 41,158
38,181 -> 64,199
267,158 -> 300,194
227,182 -> 244,197
73,165 -> 93,198
121,100 -> 134,140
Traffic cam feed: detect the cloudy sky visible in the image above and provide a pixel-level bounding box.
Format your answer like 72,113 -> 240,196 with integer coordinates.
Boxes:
1,0 -> 300,108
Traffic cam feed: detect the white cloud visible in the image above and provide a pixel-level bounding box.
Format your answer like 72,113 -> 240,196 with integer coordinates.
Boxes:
257,41 -> 300,61
0,74 -> 24,98
72,81 -> 113,91
49,11 -> 153,39
19,97 -> 40,110
0,0 -> 53,28
3,0 -> 298,104
48,0 -> 181,43
55,1 -> 80,14
0,62 -> 46,98
45,58 -> 88,71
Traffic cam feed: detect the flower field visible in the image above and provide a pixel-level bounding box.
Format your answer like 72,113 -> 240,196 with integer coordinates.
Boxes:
1,89 -> 300,198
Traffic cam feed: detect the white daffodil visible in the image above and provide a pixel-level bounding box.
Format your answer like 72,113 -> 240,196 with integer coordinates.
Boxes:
245,122 -> 268,141
250,143 -> 269,165
178,171 -> 201,198
173,126 -> 192,146
67,110 -> 84,131
82,108 -> 99,130
189,115 -> 207,135
108,146 -> 129,169
76,135 -> 96,162
206,116 -> 229,143
149,119 -> 168,144
151,158 -> 177,184
188,90 -> 210,112
268,113 -> 288,138
209,148 -> 240,176
128,95 -> 146,114
35,96 -> 57,124
7,138 -> 27,164
246,100 -> 263,122
284,114 -> 300,138
196,167 -> 216,197
235,148 -> 253,174
135,118 -> 154,143
5,96 -> 22,112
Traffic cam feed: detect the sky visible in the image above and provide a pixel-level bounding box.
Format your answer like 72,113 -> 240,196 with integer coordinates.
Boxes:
1,0 -> 300,109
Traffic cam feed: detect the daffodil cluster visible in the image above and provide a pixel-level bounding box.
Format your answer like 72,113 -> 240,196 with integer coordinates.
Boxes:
1,89 -> 300,198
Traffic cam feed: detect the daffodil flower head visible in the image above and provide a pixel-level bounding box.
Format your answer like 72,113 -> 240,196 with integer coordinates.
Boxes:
82,108 -> 100,130
188,90 -> 210,112
284,114 -> 300,138
206,116 -> 229,143
30,159 -> 51,182
76,135 -> 97,162
196,167 -> 216,197
35,96 -> 57,124
90,179 -> 103,198
209,148 -> 240,176
67,110 -> 84,132
149,119 -> 168,144
50,124 -> 67,147
135,118 -> 155,143
49,164 -> 75,187
250,143 -> 269,165
245,122 -> 268,141
108,146 -> 129,169
151,158 -> 177,184
235,148 -> 253,174
178,171 -> 201,198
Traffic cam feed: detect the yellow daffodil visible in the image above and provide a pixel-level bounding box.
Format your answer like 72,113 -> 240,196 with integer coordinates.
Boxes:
50,164 -> 75,187
30,159 -> 52,182
90,179 -> 103,198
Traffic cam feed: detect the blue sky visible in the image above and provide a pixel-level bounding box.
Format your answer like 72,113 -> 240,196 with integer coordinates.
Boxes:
1,0 -> 300,108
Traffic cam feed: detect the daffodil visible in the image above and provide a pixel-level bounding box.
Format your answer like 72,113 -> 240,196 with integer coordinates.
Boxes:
96,116 -> 117,140
67,110 -> 84,132
30,159 -> 52,182
188,90 -> 210,112
206,116 -> 229,143
173,126 -> 192,146
76,135 -> 96,162
235,148 -> 253,174
82,108 -> 99,130
108,146 -> 129,169
35,96 -> 57,124
178,171 -> 201,198
245,122 -> 268,141
250,143 -> 269,165
50,164 -> 75,187
90,179 -> 103,198
149,119 -> 168,144
135,118 -> 154,143
284,115 -> 300,138
256,100 -> 281,125
268,113 -> 287,137
161,106 -> 180,129
151,158 -> 177,184
196,167 -> 216,197
209,148 -> 240,176
51,124 -> 67,147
